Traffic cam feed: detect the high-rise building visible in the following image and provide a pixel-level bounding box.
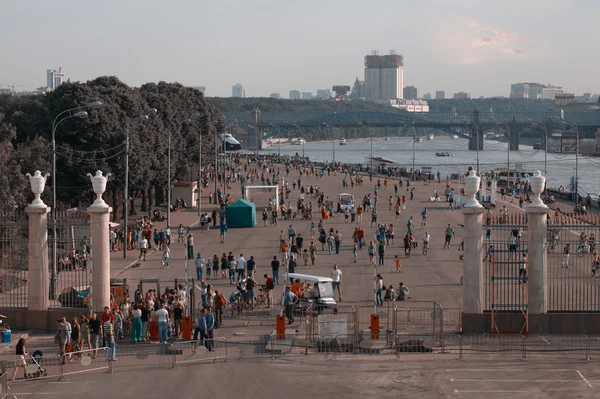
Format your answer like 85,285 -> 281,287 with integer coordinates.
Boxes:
194,86 -> 206,94
232,83 -> 245,98
542,86 -> 563,100
422,93 -> 432,100
435,91 -> 445,100
316,89 -> 331,99
46,67 -> 64,90
453,92 -> 471,99
403,86 -> 418,100
349,78 -> 364,100
289,90 -> 302,100
302,92 -> 314,100
364,51 -> 404,101
270,93 -> 281,99
510,83 -> 529,98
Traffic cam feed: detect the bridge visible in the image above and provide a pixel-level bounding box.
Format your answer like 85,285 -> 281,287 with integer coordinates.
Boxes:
221,109 -> 600,150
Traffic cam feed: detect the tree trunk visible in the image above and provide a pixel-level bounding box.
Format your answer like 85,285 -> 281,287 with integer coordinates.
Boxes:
129,195 -> 137,216
111,189 -> 119,222
148,187 -> 153,208
141,189 -> 147,211
155,185 -> 165,207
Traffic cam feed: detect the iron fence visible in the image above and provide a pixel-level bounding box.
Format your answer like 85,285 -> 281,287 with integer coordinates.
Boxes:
48,211 -> 91,308
547,219 -> 600,312
0,212 -> 28,308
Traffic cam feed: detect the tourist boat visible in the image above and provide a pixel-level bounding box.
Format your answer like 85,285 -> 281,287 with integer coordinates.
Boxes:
452,135 -> 459,140
339,137 -> 347,145
291,137 -> 305,145
427,134 -> 434,140
436,152 -> 453,157
417,138 -> 424,143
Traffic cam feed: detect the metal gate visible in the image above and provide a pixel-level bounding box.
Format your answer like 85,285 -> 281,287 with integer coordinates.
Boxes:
547,215 -> 600,312
0,212 -> 28,307
483,219 -> 529,312
48,211 -> 91,308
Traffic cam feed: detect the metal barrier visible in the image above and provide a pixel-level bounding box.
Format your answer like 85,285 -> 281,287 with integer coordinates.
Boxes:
58,348 -> 110,381
171,338 -> 228,366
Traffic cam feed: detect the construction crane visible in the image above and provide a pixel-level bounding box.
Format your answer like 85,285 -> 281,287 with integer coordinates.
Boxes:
0,84 -> 24,93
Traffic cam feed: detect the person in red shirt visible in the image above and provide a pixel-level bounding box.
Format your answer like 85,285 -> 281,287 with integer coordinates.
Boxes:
101,306 -> 114,324
357,227 -> 365,249
263,274 -> 275,308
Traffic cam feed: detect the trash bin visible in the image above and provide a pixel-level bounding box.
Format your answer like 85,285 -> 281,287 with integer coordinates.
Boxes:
2,330 -> 11,343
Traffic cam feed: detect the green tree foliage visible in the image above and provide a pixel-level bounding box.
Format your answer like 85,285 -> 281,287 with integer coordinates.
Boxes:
0,77 -> 221,213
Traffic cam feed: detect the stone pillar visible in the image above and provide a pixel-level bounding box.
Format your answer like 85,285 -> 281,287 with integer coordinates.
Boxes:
527,171 -> 549,313
462,170 -> 485,313
87,171 -> 112,312
26,207 -> 50,310
25,171 -> 51,311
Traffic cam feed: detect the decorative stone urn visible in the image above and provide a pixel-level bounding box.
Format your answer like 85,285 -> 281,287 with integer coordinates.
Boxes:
87,170 -> 111,208
529,170 -> 547,208
26,170 -> 50,208
464,169 -> 482,208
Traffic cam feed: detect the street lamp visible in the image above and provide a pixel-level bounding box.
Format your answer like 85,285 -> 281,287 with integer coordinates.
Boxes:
123,109 -> 157,259
51,101 -> 102,298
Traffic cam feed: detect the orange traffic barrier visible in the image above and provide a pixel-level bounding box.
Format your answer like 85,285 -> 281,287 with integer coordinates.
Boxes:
370,314 -> 380,340
181,315 -> 192,340
276,314 -> 285,339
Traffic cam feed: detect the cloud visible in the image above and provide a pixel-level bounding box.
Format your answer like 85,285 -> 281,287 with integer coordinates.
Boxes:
468,19 -> 526,54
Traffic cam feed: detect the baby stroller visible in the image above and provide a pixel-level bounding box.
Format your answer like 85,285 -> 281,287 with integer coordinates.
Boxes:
26,350 -> 47,378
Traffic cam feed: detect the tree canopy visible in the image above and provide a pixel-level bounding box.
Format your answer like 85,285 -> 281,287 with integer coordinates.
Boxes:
0,77 -> 222,213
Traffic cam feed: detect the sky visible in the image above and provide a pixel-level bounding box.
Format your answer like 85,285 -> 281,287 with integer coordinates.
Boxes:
1,0 -> 599,98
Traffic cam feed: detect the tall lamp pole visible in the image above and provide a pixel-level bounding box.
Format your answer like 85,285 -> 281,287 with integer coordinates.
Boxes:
124,109 -> 156,259
575,124 -> 579,204
51,101 -> 102,298
412,125 -> 416,181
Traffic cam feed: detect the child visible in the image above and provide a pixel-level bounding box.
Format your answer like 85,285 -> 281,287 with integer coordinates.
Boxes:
394,255 -> 402,273
302,249 -> 309,266
353,243 -> 358,263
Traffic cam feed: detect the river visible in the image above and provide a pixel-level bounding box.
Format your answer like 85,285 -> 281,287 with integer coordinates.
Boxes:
259,137 -> 600,197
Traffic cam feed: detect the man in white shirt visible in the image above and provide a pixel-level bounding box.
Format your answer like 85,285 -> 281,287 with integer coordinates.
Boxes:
156,302 -> 169,343
423,232 -> 430,254
236,254 -> 246,283
331,264 -> 342,301
138,236 -> 148,261
162,245 -> 171,268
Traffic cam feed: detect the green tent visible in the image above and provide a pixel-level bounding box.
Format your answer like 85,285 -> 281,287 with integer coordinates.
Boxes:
225,199 -> 257,228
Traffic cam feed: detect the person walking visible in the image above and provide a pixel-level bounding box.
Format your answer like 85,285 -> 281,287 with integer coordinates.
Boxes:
138,234 -> 148,261
334,230 -> 342,254
443,224 -> 455,249
421,207 -> 428,226
562,244 -> 570,268
102,317 -> 116,361
247,255 -> 256,278
186,231 -> 194,259
130,304 -> 143,343
11,338 -> 28,381
331,265 -> 342,301
236,253 -> 246,283
378,240 -> 386,266
162,245 -> 171,269
205,308 -> 215,351
54,319 -> 69,364
423,232 -> 430,255
88,313 -> 101,358
193,308 -> 207,347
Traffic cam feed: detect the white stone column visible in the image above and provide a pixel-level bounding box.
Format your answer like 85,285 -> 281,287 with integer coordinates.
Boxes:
527,171 -> 549,314
26,207 -> 50,310
463,207 -> 485,313
87,171 -> 112,312
25,171 -> 51,311
462,170 -> 485,313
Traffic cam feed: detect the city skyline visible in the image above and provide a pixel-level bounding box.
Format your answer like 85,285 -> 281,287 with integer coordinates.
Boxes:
1,0 -> 599,97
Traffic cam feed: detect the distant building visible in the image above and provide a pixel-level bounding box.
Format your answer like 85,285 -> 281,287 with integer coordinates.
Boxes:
289,90 -> 302,100
194,86 -> 206,94
453,92 -> 471,99
46,67 -> 65,90
555,93 -> 575,106
373,99 -> 429,112
422,93 -> 432,100
302,92 -> 314,100
510,82 -> 562,99
349,78 -> 364,100
232,83 -> 245,98
510,83 -> 529,99
270,93 -> 281,99
316,89 -> 331,99
403,86 -> 418,100
435,91 -> 445,100
0,88 -> 12,95
364,51 -> 404,101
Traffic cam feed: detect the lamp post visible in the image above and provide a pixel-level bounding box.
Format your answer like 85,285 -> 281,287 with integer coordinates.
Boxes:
412,124 -> 416,181
123,109 -> 157,259
214,130 -> 219,204
575,124 -> 579,204
51,101 -> 102,298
